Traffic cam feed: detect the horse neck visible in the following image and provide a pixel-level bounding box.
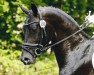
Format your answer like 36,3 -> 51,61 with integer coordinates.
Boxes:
44,12 -> 89,69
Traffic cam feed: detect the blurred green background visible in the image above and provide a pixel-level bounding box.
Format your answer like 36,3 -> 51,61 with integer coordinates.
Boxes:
0,0 -> 94,75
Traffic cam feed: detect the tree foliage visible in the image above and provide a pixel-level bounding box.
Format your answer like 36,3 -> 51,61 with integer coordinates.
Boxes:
0,0 -> 94,49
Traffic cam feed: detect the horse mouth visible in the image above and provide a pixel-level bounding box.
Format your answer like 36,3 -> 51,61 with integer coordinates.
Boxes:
21,59 -> 35,65
23,61 -> 34,65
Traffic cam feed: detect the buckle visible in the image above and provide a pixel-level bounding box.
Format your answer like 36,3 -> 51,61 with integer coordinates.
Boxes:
35,48 -> 42,56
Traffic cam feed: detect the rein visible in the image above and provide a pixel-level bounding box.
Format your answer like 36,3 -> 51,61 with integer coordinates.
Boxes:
44,21 -> 91,50
22,19 -> 92,56
22,11 -> 94,56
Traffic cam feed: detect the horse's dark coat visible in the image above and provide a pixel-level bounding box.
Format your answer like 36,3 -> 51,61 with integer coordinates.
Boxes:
20,6 -> 94,75
59,39 -> 94,75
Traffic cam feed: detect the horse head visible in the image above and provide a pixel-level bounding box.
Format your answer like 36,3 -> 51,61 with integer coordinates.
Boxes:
20,4 -> 50,65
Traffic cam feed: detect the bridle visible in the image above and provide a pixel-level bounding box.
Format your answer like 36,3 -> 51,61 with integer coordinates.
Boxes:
21,13 -> 92,57
22,13 -> 49,57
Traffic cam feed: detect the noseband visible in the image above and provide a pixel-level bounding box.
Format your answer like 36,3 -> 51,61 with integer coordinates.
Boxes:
22,43 -> 43,57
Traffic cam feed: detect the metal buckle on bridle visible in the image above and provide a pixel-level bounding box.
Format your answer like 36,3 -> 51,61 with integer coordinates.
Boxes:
35,48 -> 42,56
34,44 -> 43,56
22,43 -> 43,56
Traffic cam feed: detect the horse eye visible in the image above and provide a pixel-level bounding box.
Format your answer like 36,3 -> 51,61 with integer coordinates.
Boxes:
30,24 -> 38,30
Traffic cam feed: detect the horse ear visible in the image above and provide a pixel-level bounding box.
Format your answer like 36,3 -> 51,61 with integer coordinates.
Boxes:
19,5 -> 29,15
31,4 -> 38,16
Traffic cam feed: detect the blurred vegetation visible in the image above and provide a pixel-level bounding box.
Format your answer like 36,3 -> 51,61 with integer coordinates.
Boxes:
0,0 -> 94,75
0,49 -> 58,75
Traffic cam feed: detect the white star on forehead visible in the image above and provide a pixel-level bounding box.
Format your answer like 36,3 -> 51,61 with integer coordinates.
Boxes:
40,20 -> 46,28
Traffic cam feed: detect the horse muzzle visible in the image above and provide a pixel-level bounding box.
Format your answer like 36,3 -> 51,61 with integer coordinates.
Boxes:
20,52 -> 36,65
20,43 -> 44,65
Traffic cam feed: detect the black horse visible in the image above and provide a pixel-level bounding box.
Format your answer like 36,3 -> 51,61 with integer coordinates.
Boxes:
20,4 -> 94,75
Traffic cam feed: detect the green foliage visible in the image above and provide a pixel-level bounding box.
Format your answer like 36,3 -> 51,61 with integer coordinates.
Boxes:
0,49 -> 58,75
0,0 -> 23,49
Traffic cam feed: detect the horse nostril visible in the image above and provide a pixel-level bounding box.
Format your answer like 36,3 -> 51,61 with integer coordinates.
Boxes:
24,57 -> 30,61
23,57 -> 30,64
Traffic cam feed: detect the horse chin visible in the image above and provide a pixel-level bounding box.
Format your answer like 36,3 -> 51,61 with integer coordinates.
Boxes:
23,61 -> 35,65
29,59 -> 36,64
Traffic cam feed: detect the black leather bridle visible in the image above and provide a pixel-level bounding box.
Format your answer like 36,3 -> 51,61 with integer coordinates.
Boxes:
21,14 -> 49,57
21,14 -> 91,57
